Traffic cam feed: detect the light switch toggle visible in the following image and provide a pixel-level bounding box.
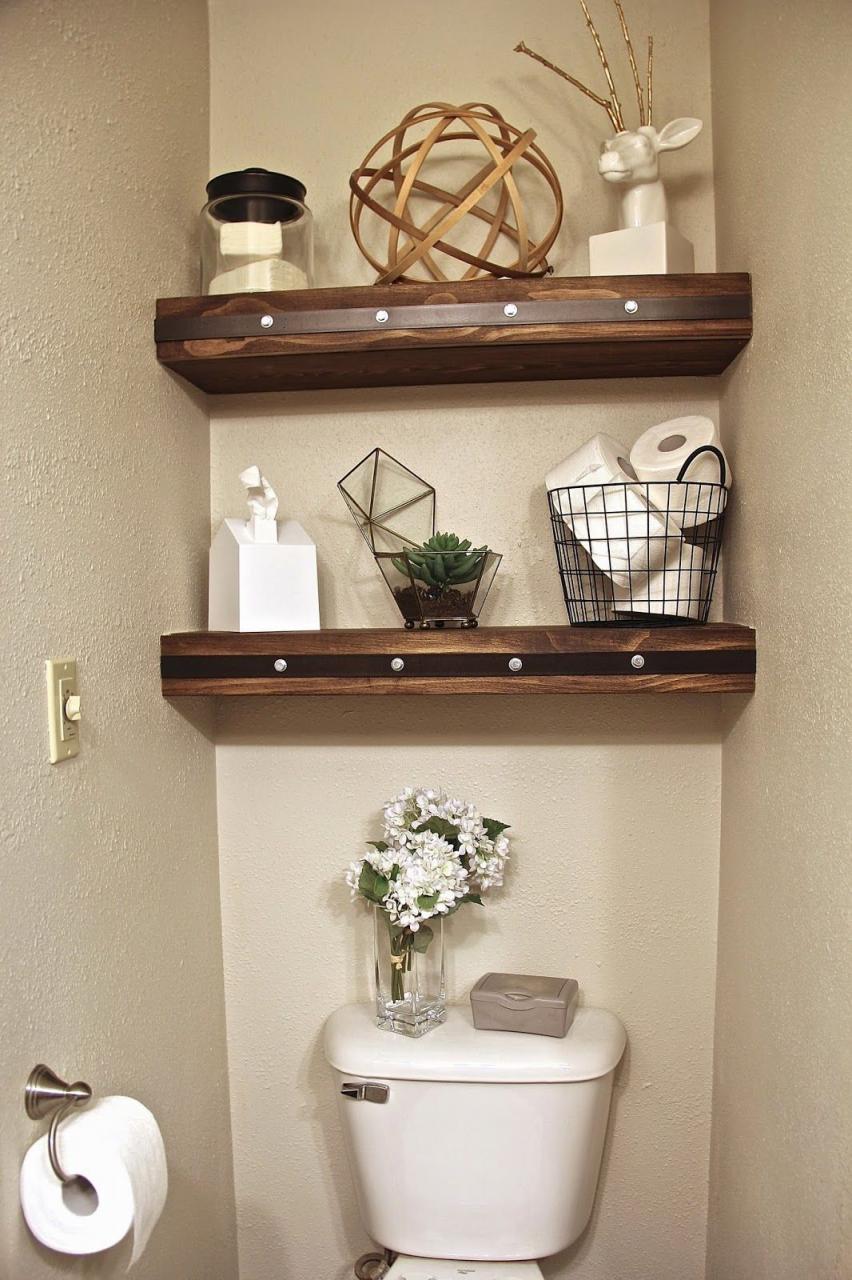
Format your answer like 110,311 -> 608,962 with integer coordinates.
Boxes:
46,659 -> 81,764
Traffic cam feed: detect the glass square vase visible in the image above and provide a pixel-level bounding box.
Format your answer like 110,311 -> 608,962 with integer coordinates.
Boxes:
373,906 -> 446,1037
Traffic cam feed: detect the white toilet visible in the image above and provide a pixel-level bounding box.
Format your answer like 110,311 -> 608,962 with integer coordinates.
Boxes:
324,1002 -> 626,1278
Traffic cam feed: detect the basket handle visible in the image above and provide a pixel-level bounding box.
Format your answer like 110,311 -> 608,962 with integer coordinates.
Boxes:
676,444 -> 727,487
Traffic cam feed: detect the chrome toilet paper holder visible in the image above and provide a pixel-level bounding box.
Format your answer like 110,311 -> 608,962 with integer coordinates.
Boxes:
25,1064 -> 93,1184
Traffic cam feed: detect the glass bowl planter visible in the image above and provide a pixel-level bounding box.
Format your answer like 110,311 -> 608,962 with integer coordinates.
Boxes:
375,548 -> 501,628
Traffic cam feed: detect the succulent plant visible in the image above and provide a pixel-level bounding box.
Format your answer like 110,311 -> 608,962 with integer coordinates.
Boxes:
393,532 -> 487,593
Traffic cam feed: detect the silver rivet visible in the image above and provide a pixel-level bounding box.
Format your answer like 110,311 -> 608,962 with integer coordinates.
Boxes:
273,658 -> 288,673
260,314 -> 274,328
503,302 -> 518,318
390,657 -> 405,673
375,309 -> 389,324
508,657 -> 523,673
624,299 -> 639,315
630,654 -> 645,669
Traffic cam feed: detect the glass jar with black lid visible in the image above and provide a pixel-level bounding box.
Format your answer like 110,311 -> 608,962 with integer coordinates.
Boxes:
200,167 -> 313,294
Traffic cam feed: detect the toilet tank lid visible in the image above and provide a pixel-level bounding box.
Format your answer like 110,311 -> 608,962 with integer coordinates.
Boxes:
323,1004 -> 626,1083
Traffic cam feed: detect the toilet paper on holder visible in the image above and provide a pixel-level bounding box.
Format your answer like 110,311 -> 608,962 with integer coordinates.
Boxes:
20,1093 -> 167,1266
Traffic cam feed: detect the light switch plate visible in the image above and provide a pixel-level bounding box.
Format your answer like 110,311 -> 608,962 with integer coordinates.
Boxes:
46,658 -> 79,763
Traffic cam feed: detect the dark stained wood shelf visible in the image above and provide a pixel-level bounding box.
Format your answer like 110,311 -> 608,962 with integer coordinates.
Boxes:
161,624 -> 756,697
155,273 -> 752,395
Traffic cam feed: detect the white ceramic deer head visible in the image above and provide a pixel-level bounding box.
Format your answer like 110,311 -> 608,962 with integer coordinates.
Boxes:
517,2 -> 703,231
599,119 -> 702,228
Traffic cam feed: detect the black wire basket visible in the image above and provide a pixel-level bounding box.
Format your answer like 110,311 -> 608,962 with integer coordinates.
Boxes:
548,445 -> 728,626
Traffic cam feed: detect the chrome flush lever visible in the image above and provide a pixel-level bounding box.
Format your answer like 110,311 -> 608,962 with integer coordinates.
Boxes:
340,1082 -> 389,1103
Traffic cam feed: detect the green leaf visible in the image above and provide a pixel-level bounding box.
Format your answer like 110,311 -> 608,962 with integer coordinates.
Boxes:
483,818 -> 510,840
416,816 -> 460,841
368,840 -> 389,852
358,863 -> 389,905
416,892 -> 439,911
413,559 -> 439,588
411,924 -> 434,953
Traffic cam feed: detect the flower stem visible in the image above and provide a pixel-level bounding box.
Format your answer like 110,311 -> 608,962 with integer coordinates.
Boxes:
388,918 -> 410,1004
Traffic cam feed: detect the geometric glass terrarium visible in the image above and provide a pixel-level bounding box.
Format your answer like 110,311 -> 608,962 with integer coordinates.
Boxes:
338,447 -> 501,628
338,447 -> 435,554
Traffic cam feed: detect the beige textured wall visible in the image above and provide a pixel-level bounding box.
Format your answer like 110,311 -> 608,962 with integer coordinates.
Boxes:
0,2 -> 237,1277
708,4 -> 852,1277
209,3 -> 724,1277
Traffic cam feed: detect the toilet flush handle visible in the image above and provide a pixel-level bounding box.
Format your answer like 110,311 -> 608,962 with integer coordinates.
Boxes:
341,1082 -> 389,1104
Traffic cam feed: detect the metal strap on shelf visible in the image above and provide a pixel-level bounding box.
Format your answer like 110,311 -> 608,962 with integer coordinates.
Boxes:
155,292 -> 751,343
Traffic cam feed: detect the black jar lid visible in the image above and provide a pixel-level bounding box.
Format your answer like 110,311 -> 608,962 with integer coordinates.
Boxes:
206,167 -> 306,203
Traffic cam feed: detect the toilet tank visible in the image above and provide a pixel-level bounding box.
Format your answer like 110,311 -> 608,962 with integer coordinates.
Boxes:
324,1003 -> 626,1261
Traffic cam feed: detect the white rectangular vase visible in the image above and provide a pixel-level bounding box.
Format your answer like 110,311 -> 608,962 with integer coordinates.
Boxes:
589,221 -> 695,275
209,518 -> 320,631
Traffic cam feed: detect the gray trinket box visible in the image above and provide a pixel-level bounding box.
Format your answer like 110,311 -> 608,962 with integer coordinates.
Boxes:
470,972 -> 580,1038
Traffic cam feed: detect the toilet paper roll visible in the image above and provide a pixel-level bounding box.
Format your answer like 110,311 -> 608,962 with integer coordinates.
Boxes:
629,415 -> 731,528
547,434 -> 679,586
20,1096 -> 167,1265
613,540 -> 707,620
545,433 -> 638,494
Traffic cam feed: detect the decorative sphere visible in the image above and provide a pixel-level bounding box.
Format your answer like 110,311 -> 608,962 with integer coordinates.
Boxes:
349,102 -> 563,284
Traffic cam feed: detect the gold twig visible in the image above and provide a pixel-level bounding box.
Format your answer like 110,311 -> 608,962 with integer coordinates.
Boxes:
614,0 -> 644,126
646,34 -> 654,126
514,40 -> 620,132
578,0 -> 624,131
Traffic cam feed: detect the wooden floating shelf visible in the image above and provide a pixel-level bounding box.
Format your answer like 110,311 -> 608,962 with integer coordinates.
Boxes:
161,624 -> 756,697
155,273 -> 752,395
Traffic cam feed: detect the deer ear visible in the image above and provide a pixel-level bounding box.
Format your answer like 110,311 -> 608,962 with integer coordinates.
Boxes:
657,118 -> 703,151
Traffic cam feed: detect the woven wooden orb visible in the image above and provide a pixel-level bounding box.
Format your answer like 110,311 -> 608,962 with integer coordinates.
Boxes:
349,101 -> 563,284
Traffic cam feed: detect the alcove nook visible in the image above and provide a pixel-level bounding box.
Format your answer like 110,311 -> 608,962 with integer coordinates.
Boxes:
3,3 -> 847,1279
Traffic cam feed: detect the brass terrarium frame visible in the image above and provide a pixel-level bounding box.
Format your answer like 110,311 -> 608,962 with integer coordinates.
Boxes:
338,447 -> 436,554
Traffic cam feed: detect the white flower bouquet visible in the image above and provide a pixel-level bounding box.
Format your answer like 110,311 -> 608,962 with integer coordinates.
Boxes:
346,787 -> 510,1035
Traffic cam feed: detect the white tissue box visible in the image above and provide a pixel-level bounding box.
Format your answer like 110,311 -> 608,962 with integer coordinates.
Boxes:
209,518 -> 320,631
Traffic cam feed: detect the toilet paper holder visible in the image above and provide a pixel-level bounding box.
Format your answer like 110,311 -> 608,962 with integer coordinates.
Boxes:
25,1064 -> 93,1184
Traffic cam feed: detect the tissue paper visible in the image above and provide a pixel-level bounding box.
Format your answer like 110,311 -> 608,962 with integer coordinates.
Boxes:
546,433 -> 679,586
239,464 -> 279,543
629,415 -> 730,528
20,1096 -> 167,1266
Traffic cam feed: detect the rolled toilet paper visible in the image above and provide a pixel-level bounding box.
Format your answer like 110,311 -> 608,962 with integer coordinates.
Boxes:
629,415 -> 731,528
614,540 -> 707,620
545,432 -> 638,493
547,434 -> 679,586
20,1096 -> 167,1266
